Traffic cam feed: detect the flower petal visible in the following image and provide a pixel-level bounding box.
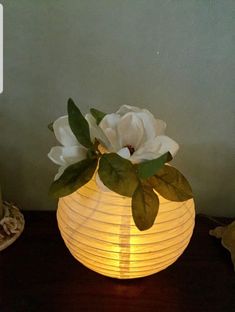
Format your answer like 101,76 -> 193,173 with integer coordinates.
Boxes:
131,135 -> 179,163
136,111 -> 158,141
130,151 -> 159,163
103,128 -> 120,151
53,116 -> 78,147
156,135 -> 179,157
62,145 -> 87,165
54,166 -> 67,181
85,114 -> 111,149
117,113 -> 144,149
130,138 -> 162,163
116,105 -> 141,115
117,147 -> 131,159
48,146 -> 66,166
99,113 -> 121,150
99,113 -> 120,130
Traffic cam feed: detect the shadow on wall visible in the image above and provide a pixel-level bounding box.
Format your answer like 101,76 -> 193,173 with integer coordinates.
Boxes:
174,142 -> 235,217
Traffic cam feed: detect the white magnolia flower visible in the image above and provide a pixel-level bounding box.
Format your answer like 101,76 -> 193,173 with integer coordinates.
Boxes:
86,105 -> 179,191
48,105 -> 179,189
88,105 -> 179,163
48,116 -> 87,180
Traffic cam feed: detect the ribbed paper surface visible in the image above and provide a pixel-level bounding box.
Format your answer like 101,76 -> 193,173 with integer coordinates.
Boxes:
57,178 -> 195,279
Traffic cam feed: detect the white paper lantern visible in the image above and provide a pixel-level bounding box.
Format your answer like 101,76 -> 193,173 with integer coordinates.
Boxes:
57,177 -> 195,279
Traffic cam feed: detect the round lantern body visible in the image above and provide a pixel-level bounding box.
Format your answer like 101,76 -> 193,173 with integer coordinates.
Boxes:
57,178 -> 195,279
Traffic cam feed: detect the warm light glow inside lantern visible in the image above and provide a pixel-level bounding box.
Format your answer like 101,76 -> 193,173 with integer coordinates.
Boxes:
57,177 -> 195,279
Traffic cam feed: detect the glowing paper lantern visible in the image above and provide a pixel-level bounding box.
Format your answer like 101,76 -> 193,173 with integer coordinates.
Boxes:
57,177 -> 195,279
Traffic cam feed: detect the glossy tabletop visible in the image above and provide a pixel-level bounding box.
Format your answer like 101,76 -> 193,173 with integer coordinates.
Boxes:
1,212 -> 234,312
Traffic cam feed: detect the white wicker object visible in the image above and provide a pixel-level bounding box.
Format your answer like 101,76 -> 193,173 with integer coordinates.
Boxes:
57,177 -> 195,279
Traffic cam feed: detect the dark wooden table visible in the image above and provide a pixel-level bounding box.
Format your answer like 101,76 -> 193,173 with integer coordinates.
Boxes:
1,212 -> 234,312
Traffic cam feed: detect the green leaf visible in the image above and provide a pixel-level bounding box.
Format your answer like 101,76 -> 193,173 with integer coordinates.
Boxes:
132,184 -> 159,231
148,165 -> 193,202
98,153 -> 139,197
49,158 -> 98,198
67,98 -> 93,148
48,122 -> 54,132
90,108 -> 106,125
136,152 -> 171,180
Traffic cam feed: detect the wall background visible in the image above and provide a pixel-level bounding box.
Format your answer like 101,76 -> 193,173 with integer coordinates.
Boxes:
0,0 -> 234,216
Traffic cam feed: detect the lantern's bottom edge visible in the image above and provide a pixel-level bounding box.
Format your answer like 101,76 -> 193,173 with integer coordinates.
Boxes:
67,250 -> 187,279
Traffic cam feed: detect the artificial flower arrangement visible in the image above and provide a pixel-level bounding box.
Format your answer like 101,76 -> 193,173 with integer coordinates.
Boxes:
48,98 -> 193,231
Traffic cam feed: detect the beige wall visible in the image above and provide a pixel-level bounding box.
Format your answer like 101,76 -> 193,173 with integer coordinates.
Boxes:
0,1 -> 234,216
